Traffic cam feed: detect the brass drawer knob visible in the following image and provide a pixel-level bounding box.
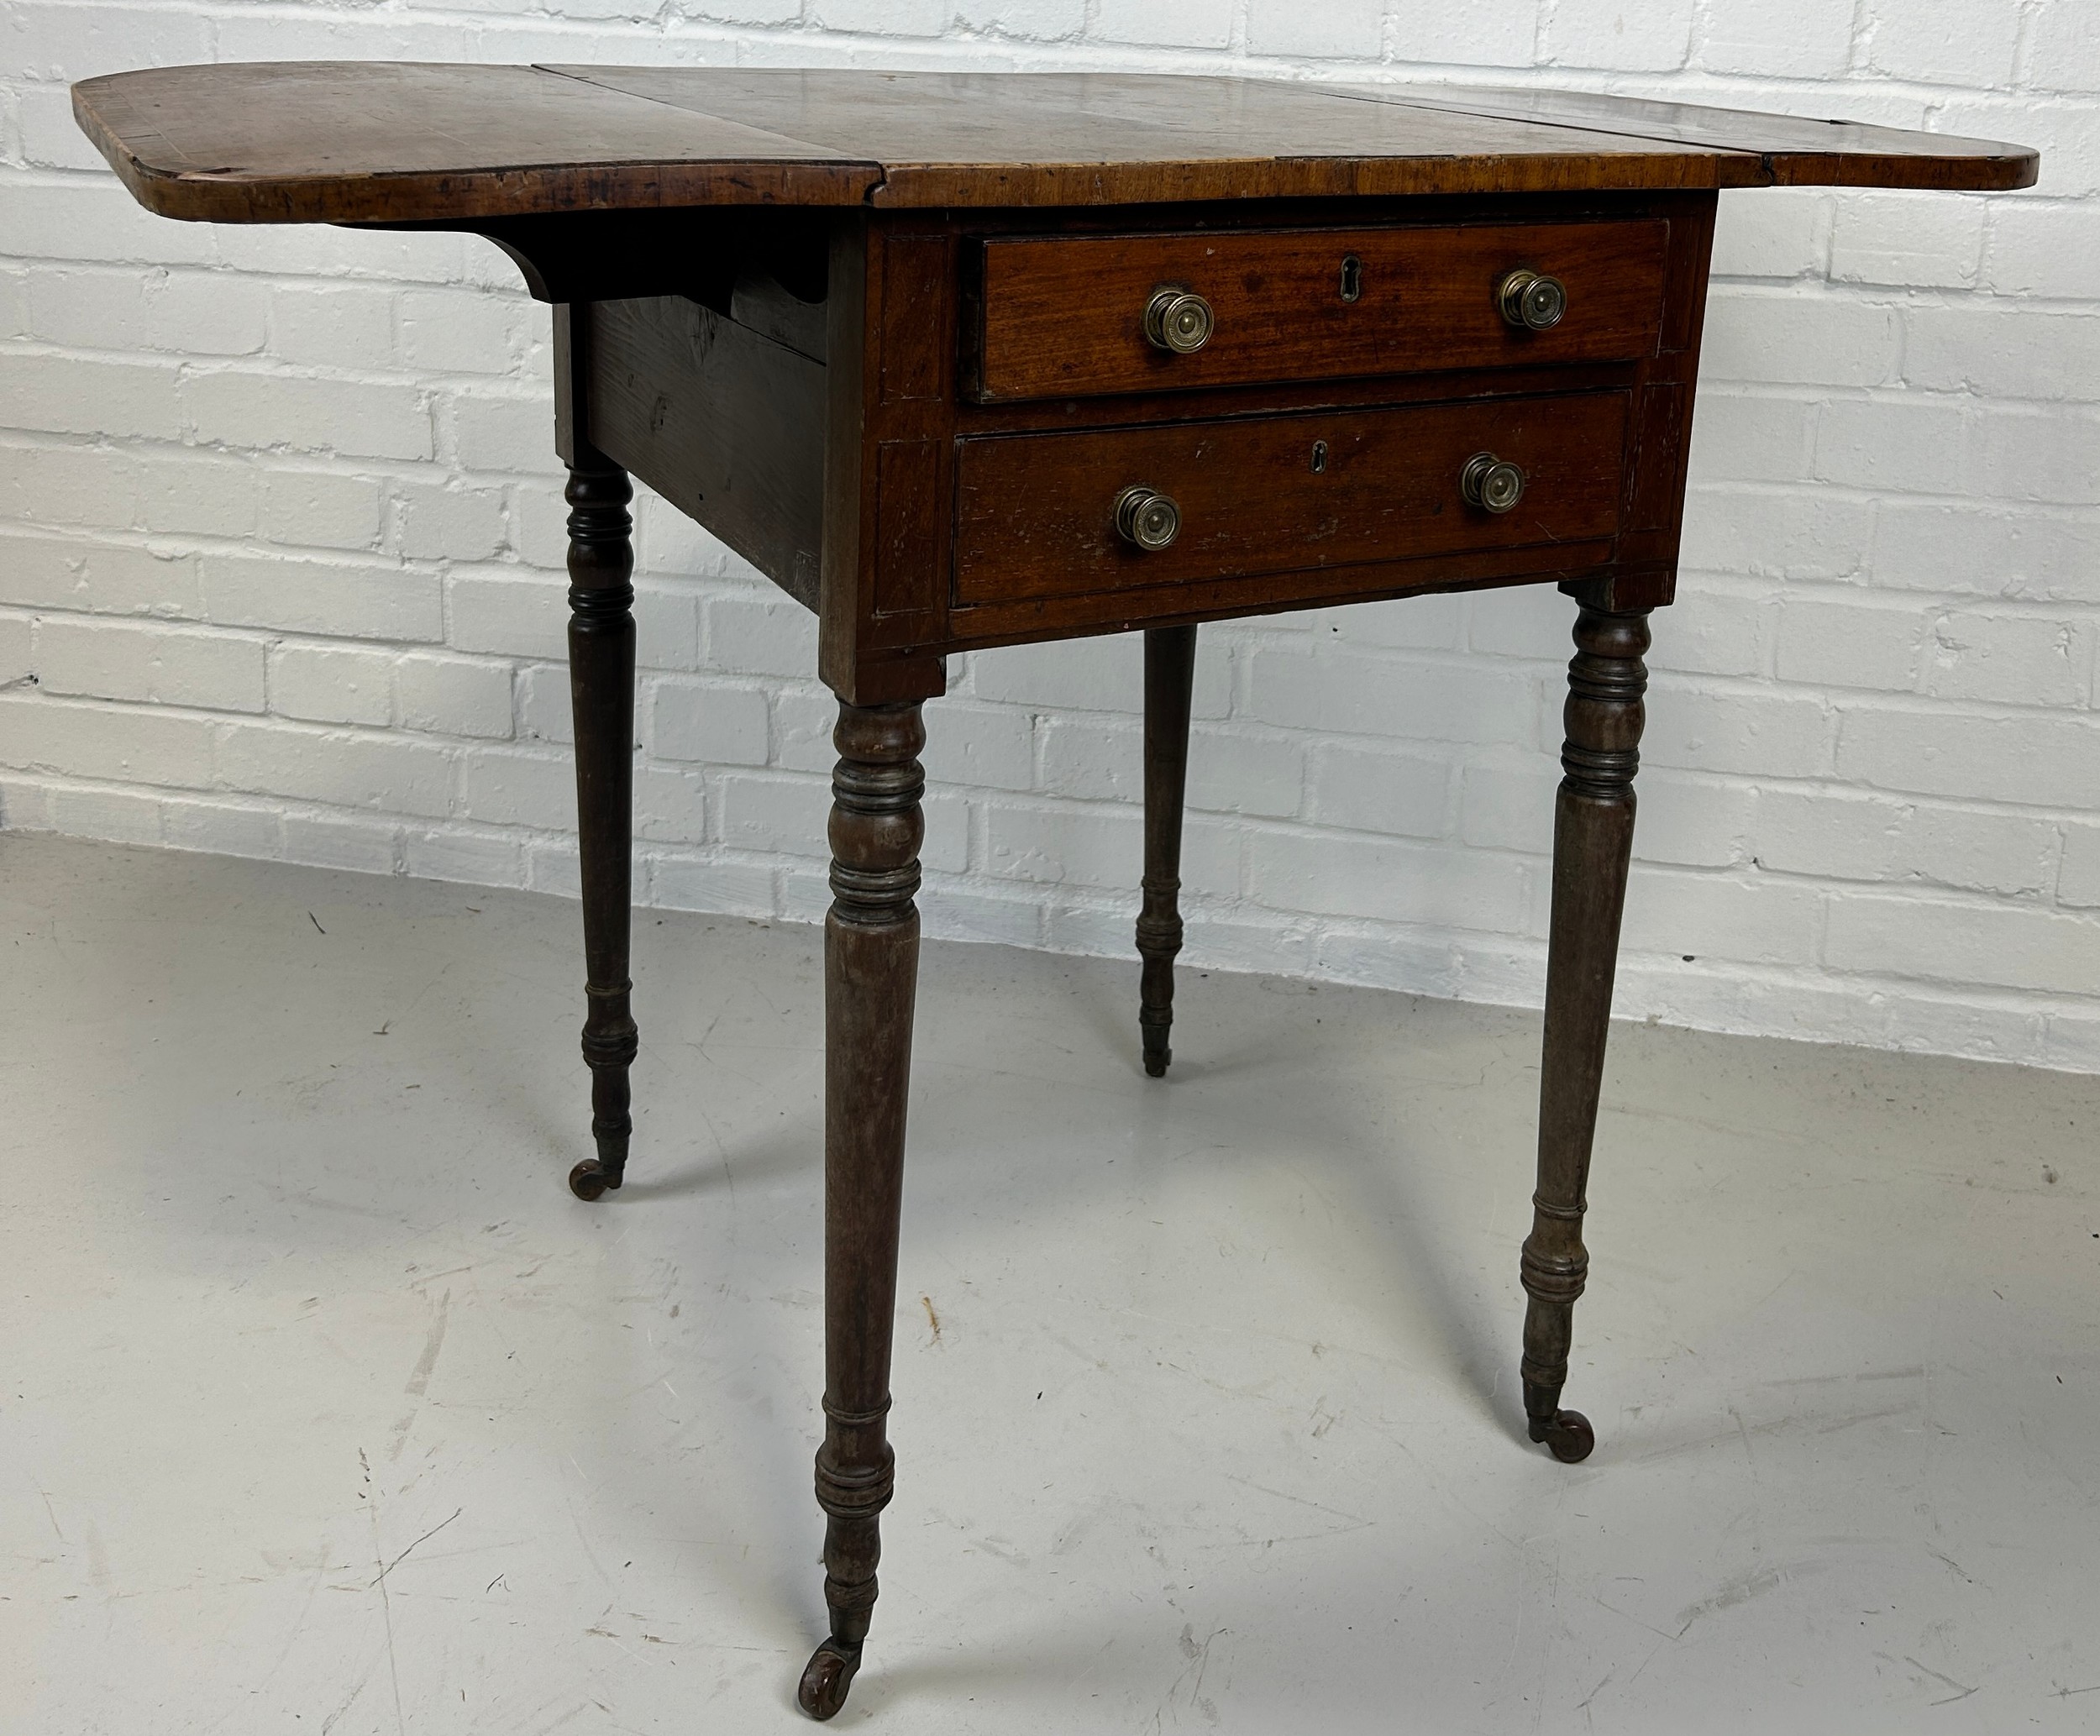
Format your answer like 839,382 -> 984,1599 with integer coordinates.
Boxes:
1115,485 -> 1182,550
1143,286 -> 1215,354
1497,269 -> 1568,332
1461,452 -> 1526,514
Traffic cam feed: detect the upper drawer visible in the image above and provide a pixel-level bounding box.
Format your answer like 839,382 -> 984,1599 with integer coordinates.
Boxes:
971,220 -> 1670,402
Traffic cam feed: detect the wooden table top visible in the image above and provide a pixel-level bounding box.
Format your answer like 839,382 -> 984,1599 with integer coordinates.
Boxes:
74,63 -> 2035,225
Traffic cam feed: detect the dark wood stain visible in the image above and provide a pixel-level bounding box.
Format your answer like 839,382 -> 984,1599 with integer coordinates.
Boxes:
1139,626 -> 1198,1078
802,699 -> 926,1720
554,310 -> 641,1205
952,391 -> 1630,605
71,65 -> 2034,227
587,295 -> 827,611
1318,80 -> 2039,190
1520,595 -> 1651,1466
71,61 -> 2034,1722
974,219 -> 1670,402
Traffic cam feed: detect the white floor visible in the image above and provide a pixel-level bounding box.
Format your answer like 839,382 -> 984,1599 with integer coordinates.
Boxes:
3,834 -> 2097,1735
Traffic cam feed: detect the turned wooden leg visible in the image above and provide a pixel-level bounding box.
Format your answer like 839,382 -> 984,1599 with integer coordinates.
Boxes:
1137,625 -> 1197,1077
1521,601 -> 1651,1464
798,699 -> 925,1721
563,448 -> 639,1204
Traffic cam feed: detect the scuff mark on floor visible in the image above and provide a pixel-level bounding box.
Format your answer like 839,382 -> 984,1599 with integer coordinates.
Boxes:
1672,1561 -> 1827,1639
370,1508 -> 461,1589
388,1288 -> 451,1461
1903,1654 -> 1980,1706
365,1471 -> 407,1736
83,1521 -> 112,1596
318,1650 -> 378,1736
1157,1623 -> 1228,1728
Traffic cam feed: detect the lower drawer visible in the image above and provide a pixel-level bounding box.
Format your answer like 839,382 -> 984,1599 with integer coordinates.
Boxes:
952,391 -> 1629,606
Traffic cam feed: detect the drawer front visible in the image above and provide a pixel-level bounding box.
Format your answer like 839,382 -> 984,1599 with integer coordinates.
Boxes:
974,221 -> 1668,402
953,391 -> 1628,606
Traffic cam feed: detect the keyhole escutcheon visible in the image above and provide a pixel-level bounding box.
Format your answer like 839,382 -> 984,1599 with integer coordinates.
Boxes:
1310,440 -> 1329,474
1339,255 -> 1362,302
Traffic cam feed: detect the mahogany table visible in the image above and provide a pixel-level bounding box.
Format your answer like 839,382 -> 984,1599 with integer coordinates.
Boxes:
73,65 -> 2033,1719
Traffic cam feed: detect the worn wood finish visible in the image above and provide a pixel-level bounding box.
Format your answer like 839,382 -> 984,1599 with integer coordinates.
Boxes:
72,58 -> 2035,1723
953,391 -> 1630,606
801,699 -> 926,1721
440,207 -> 835,313
1520,595 -> 1651,1464
523,197 -> 1704,705
561,448 -> 641,1204
559,66 -> 1735,207
816,216 -> 949,710
581,67 -> 2036,199
811,191 -> 1719,695
71,65 -> 2034,229
974,219 -> 1669,402
1138,627 -> 1199,1078
1321,81 -> 2040,191
551,197 -> 1694,701
585,295 -> 828,609
71,64 -> 867,224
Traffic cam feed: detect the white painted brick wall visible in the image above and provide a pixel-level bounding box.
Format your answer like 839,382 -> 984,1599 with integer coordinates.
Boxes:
4,2 -> 2100,1073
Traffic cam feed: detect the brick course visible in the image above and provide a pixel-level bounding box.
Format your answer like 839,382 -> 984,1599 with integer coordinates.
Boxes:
4,2 -> 2097,1070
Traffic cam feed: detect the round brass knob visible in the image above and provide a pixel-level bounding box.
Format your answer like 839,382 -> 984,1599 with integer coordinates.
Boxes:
1461,453 -> 1526,515
1143,287 -> 1215,354
1115,485 -> 1182,551
1497,269 -> 1568,332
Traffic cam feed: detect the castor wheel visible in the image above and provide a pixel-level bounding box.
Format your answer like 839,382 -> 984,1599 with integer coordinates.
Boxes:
567,1158 -> 620,1201
1529,1408 -> 1595,1463
796,1639 -> 862,1720
1141,1025 -> 1172,1078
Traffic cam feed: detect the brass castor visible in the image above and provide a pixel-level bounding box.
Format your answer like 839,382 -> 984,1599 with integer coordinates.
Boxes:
568,1158 -> 621,1202
1530,1408 -> 1595,1463
796,1639 -> 862,1721
1141,1016 -> 1172,1078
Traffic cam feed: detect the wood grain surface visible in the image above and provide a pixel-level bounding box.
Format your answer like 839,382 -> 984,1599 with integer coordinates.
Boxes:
1317,82 -> 2040,191
72,64 -> 2036,225
952,391 -> 1629,606
585,295 -> 827,610
60,51 -> 2037,1731
975,219 -> 1670,401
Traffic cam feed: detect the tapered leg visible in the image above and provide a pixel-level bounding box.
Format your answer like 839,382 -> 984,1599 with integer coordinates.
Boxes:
1137,625 -> 1197,1077
563,449 -> 639,1204
799,700 -> 925,1721
1520,601 -> 1651,1464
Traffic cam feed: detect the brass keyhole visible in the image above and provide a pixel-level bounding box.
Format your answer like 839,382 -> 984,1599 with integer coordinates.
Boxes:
1339,255 -> 1362,302
1310,440 -> 1329,474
